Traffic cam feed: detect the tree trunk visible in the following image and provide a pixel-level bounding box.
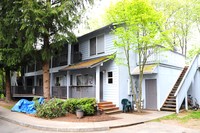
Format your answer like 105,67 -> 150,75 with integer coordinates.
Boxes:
5,69 -> 11,101
43,60 -> 50,100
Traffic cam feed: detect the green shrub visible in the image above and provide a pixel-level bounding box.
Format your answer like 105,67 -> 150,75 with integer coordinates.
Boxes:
81,103 -> 95,115
36,98 -> 65,119
0,94 -> 5,100
63,98 -> 78,114
63,98 -> 97,115
32,97 -> 41,110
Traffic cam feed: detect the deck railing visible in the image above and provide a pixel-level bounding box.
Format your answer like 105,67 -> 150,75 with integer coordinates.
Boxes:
11,86 -> 68,99
52,86 -> 67,99
11,86 -> 43,96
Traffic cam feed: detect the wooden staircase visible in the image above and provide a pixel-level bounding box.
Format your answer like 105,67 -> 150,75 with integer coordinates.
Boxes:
161,66 -> 188,112
98,101 -> 122,114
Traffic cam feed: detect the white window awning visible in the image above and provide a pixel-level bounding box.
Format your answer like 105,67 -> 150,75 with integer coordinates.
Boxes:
131,65 -> 158,75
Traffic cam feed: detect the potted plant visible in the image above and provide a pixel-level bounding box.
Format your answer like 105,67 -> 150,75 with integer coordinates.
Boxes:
76,105 -> 84,119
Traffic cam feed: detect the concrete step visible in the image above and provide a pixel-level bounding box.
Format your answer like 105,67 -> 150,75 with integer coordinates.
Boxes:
105,109 -> 122,114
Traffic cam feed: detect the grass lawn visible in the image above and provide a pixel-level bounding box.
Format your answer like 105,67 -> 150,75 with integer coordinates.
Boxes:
155,110 -> 200,123
154,110 -> 200,130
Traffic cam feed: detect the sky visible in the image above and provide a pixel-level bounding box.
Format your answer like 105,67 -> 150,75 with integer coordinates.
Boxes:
75,0 -> 119,36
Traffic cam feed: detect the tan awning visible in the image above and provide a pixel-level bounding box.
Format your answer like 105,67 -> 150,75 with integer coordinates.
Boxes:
131,65 -> 158,75
60,56 -> 111,71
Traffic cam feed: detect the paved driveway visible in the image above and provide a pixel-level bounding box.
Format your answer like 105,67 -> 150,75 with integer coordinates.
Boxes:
0,119 -> 199,133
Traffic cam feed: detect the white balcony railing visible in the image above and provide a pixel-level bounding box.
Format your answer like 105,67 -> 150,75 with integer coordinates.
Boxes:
137,50 -> 185,68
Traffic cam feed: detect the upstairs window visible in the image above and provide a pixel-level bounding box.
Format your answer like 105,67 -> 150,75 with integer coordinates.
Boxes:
90,37 -> 96,56
90,35 -> 104,56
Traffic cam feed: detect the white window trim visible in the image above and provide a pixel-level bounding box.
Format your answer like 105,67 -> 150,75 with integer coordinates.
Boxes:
89,34 -> 105,57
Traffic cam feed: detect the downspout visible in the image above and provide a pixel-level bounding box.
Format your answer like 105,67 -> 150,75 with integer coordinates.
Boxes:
67,44 -> 72,99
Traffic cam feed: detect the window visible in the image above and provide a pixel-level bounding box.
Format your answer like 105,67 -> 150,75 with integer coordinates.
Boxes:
76,74 -> 93,86
97,35 -> 105,54
90,35 -> 104,56
70,75 -> 73,85
90,37 -> 96,56
55,77 -> 60,86
107,72 -> 113,84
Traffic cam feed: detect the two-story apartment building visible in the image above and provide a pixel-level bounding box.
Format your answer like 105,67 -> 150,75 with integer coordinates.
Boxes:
21,24 -> 186,112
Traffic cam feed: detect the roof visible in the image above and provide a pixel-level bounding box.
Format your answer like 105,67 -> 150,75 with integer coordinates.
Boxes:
60,56 -> 111,71
78,23 -> 114,42
131,65 -> 158,75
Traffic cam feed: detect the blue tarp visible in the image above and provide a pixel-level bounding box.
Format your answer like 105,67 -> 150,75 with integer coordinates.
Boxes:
11,97 -> 44,114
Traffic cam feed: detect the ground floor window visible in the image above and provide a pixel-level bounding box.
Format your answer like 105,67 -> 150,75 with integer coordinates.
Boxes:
76,74 -> 93,86
107,71 -> 113,84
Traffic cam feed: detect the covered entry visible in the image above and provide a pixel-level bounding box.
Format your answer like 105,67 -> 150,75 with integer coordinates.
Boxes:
145,79 -> 157,110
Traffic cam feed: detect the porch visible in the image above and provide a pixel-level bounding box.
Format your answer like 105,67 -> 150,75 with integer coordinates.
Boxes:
11,86 -> 68,99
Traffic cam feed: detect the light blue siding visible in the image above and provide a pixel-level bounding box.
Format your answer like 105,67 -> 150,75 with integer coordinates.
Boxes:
79,32 -> 116,61
101,60 -> 119,107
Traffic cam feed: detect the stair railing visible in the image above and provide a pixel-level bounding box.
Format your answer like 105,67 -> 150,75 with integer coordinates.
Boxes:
175,55 -> 199,113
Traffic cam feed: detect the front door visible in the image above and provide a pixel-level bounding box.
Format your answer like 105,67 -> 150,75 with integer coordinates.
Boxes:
145,79 -> 157,110
100,72 -> 103,101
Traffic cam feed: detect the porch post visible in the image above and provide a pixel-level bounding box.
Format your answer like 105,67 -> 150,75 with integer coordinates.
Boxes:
68,44 -> 71,65
185,94 -> 188,110
50,56 -> 53,97
96,66 -> 100,102
33,61 -> 37,94
67,71 -> 70,99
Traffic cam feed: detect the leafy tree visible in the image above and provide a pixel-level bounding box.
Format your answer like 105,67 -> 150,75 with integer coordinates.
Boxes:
19,0 -> 94,100
0,0 -> 28,101
106,0 -> 167,112
151,0 -> 197,57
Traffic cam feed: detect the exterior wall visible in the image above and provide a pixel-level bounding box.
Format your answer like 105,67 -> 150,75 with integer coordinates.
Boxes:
100,60 -> 119,107
188,70 -> 200,104
140,65 -> 182,110
118,52 -> 137,109
79,32 -> 115,61
157,65 -> 182,109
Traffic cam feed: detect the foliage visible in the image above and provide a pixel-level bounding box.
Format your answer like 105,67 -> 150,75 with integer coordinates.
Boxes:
63,98 -> 78,114
0,94 -> 5,100
63,98 -> 97,115
151,0 -> 199,57
32,97 -> 41,110
36,98 -> 65,119
106,0 -> 167,112
80,103 -> 95,115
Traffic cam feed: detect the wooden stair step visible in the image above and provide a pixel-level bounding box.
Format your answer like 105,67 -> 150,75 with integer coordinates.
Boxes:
105,109 -> 122,114
163,104 -> 176,107
161,107 -> 176,111
165,101 -> 176,104
166,99 -> 176,101
101,107 -> 119,111
98,104 -> 116,108
168,96 -> 175,98
98,102 -> 112,106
